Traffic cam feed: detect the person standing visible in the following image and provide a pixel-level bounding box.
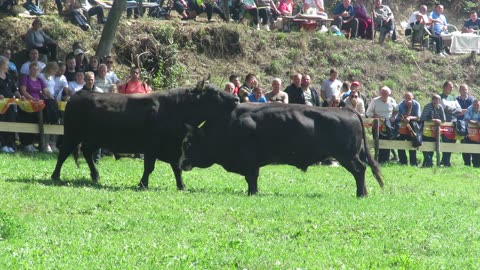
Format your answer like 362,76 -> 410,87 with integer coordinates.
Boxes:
394,92 -> 421,166
265,78 -> 288,103
237,73 -> 257,103
19,62 -> 54,152
119,67 -> 152,94
462,99 -> 480,167
456,83 -> 475,166
0,56 -> 21,153
320,68 -> 342,103
366,86 -> 398,163
439,81 -> 465,167
420,94 -> 445,168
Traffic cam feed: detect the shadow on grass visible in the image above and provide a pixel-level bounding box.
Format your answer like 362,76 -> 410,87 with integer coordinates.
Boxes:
6,176 -> 326,198
183,186 -> 326,198
5,177 -> 169,192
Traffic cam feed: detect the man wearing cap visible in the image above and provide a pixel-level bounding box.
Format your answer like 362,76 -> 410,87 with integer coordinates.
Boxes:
74,48 -> 87,72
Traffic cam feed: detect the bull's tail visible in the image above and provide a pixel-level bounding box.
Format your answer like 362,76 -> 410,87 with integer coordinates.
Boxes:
357,113 -> 384,188
73,145 -> 80,168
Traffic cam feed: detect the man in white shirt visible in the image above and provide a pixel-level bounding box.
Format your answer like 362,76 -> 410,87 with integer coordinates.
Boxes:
406,5 -> 430,36
366,86 -> 398,163
20,49 -> 46,76
320,68 -> 342,103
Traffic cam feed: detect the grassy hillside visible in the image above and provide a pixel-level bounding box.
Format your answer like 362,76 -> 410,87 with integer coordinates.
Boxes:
1,1 -> 479,104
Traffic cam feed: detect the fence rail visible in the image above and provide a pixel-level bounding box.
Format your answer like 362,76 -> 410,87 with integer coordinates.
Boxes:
1,117 -> 480,166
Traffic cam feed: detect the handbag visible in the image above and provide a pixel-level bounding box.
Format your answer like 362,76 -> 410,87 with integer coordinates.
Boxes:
455,120 -> 468,136
410,121 -> 423,148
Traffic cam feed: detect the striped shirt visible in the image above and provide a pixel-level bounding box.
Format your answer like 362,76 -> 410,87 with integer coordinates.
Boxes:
420,103 -> 446,122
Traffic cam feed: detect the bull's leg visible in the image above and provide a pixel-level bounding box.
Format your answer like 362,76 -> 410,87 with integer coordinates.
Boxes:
138,152 -> 155,189
51,139 -> 79,182
170,163 -> 185,190
245,167 -> 260,195
81,144 -> 99,182
336,156 -> 368,197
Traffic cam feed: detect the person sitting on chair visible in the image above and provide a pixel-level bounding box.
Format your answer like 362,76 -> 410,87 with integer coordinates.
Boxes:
462,11 -> 480,34
429,4 -> 449,56
372,0 -> 396,43
406,4 -> 430,36
332,0 -> 358,39
353,0 -> 372,40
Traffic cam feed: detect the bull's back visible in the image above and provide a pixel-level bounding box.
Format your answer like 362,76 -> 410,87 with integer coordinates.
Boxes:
227,104 -> 363,165
63,91 -> 160,151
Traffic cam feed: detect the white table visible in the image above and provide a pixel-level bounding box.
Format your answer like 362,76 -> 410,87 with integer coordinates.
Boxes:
450,33 -> 480,54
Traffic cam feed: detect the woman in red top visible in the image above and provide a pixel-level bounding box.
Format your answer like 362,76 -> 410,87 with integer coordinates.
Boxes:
119,67 -> 152,94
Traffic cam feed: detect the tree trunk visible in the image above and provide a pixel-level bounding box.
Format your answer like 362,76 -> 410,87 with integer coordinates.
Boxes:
223,0 -> 229,22
96,0 -> 126,59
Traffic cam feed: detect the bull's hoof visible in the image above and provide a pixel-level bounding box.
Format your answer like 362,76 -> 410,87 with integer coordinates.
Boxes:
91,174 -> 100,183
138,182 -> 148,189
51,173 -> 60,182
177,185 -> 186,191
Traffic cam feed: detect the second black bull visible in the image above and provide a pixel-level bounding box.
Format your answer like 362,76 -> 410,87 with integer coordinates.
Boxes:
179,103 -> 384,197
51,81 -> 239,189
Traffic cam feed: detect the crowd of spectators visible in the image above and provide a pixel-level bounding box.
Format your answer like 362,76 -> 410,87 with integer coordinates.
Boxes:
222,71 -> 480,168
0,19 -> 152,153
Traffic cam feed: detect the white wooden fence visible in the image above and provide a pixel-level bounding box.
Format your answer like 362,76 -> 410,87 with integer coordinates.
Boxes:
1,116 -> 480,166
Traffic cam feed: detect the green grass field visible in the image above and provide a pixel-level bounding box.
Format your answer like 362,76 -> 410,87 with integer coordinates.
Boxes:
1,153 -> 479,269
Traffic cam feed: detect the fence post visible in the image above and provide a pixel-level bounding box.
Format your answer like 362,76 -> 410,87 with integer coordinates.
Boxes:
373,118 -> 379,161
38,111 -> 45,152
435,125 -> 441,166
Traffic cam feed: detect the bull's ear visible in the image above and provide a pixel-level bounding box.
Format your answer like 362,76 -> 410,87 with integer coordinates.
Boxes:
185,124 -> 195,133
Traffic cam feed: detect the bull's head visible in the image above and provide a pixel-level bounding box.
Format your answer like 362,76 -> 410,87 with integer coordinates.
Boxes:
189,80 -> 239,122
179,123 -> 211,171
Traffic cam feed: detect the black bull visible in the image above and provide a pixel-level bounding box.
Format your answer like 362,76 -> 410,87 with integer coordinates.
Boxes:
179,103 -> 384,197
51,83 -> 239,188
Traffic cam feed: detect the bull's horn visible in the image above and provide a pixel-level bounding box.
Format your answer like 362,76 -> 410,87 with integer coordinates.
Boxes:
194,75 -> 211,91
195,79 -> 205,91
197,121 -> 207,129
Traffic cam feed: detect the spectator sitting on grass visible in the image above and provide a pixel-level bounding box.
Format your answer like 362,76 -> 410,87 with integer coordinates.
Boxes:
25,18 -> 58,61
